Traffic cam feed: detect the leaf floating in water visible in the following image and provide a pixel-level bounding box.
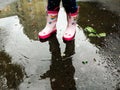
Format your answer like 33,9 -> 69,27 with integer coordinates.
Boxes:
88,33 -> 97,37
84,26 -> 106,38
82,61 -> 88,64
98,33 -> 106,37
84,26 -> 96,33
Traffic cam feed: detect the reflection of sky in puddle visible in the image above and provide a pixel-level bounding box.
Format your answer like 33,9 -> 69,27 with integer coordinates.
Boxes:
0,15 -> 51,89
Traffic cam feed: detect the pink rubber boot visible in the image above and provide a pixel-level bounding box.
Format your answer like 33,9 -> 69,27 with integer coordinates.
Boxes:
63,10 -> 79,41
38,11 -> 58,39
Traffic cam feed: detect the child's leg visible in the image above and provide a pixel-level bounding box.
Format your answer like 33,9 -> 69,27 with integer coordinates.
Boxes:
62,0 -> 78,13
62,0 -> 79,41
47,0 -> 61,11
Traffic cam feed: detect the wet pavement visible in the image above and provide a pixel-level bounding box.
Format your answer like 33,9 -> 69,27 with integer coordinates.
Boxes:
0,0 -> 120,90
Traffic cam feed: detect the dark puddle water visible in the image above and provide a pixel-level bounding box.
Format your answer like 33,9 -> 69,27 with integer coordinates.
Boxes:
0,0 -> 120,90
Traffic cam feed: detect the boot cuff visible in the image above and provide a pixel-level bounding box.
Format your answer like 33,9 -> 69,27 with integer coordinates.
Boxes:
70,6 -> 80,16
47,11 -> 59,14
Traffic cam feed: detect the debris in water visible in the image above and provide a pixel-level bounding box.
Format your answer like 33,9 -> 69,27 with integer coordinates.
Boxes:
82,61 -> 88,64
84,26 -> 106,38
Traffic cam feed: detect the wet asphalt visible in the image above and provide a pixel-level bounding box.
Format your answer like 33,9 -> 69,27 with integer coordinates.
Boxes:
0,0 -> 120,90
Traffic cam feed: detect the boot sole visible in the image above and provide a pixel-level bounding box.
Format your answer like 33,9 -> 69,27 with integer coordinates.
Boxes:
38,30 -> 57,39
63,32 -> 76,42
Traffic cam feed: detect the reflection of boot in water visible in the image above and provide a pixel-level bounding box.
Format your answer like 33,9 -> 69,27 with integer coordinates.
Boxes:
40,36 -> 76,90
63,40 -> 75,59
40,33 -> 61,79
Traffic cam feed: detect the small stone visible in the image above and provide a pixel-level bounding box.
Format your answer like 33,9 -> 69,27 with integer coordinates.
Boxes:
117,69 -> 120,73
87,19 -> 90,22
74,77 -> 78,80
51,78 -> 56,82
119,56 -> 120,58
28,82 -> 31,84
93,58 -> 96,62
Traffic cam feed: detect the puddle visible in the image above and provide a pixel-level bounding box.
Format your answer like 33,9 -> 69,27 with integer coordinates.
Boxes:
0,0 -> 120,90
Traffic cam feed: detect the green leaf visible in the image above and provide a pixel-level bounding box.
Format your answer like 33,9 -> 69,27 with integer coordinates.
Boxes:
82,61 -> 88,64
85,61 -> 88,64
82,61 -> 85,64
88,33 -> 97,37
84,26 -> 96,33
98,33 -> 106,37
